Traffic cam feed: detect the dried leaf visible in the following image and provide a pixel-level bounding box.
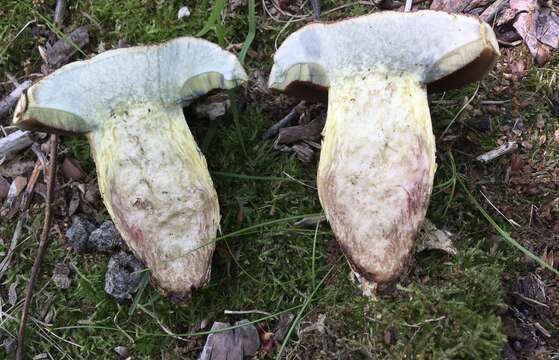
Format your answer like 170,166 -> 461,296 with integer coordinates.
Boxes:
510,0 -> 532,12
199,320 -> 260,360
68,190 -> 80,217
430,0 -> 490,13
536,8 -> 559,48
61,157 -> 86,181
509,59 -> 527,81
511,0 -> 557,65
497,7 -> 521,26
416,219 -> 457,255
430,0 -> 467,12
8,282 -> 17,306
7,176 -> 27,207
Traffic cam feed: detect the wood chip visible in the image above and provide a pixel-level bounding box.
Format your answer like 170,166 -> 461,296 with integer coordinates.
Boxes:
199,320 -> 260,360
0,130 -> 33,164
476,141 -> 518,162
45,26 -> 90,70
275,117 -> 324,145
0,81 -> 32,118
263,101 -> 305,140
0,159 -> 35,178
480,0 -> 509,22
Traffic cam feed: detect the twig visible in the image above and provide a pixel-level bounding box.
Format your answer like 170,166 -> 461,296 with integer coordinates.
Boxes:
54,0 -> 66,26
16,134 -> 58,360
19,160 -> 42,211
0,130 -> 33,164
223,309 -> 272,316
0,81 -> 32,118
479,190 -> 521,227
476,141 -> 518,162
263,101 -> 305,139
404,0 -> 413,11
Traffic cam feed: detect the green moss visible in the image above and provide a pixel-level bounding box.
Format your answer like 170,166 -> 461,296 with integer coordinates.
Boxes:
2,1 -> 557,358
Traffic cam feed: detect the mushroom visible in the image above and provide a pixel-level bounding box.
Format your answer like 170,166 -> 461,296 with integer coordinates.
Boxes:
13,37 -> 247,302
268,11 -> 499,294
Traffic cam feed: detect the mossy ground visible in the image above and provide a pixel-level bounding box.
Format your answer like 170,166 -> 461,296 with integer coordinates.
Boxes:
0,1 -> 557,359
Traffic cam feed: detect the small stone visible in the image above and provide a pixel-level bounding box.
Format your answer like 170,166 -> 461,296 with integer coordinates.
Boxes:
114,346 -> 130,358
88,221 -> 123,253
65,215 -> 96,253
52,262 -> 72,290
193,95 -> 229,120
61,157 -> 86,181
177,6 -> 190,19
104,251 -> 144,301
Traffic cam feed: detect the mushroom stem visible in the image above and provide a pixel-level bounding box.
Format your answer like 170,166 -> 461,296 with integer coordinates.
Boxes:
317,72 -> 436,290
87,103 -> 219,301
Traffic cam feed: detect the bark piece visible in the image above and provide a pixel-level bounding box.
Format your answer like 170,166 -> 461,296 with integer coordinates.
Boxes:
0,130 -> 33,164
45,26 -> 90,69
199,320 -> 260,360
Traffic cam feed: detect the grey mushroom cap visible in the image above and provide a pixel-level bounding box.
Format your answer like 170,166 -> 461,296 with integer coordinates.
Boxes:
13,37 -> 248,134
268,11 -> 499,101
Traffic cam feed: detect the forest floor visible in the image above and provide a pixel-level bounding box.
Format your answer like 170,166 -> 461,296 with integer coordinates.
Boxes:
0,0 -> 558,359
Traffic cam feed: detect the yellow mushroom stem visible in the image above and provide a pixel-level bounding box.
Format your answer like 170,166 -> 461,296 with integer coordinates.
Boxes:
317,72 -> 436,294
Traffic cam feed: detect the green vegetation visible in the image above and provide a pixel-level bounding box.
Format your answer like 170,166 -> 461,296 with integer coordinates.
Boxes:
0,0 -> 557,358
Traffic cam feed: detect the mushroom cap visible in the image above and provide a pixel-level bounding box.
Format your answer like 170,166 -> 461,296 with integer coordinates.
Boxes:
268,11 -> 499,101
13,37 -> 248,134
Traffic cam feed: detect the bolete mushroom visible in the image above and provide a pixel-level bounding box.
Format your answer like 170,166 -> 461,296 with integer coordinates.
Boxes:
268,11 -> 499,294
13,37 -> 247,302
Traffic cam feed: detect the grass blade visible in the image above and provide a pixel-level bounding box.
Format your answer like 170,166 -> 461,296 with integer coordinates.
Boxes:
238,0 -> 256,64
458,178 -> 559,276
276,263 -> 337,359
196,0 -> 227,37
